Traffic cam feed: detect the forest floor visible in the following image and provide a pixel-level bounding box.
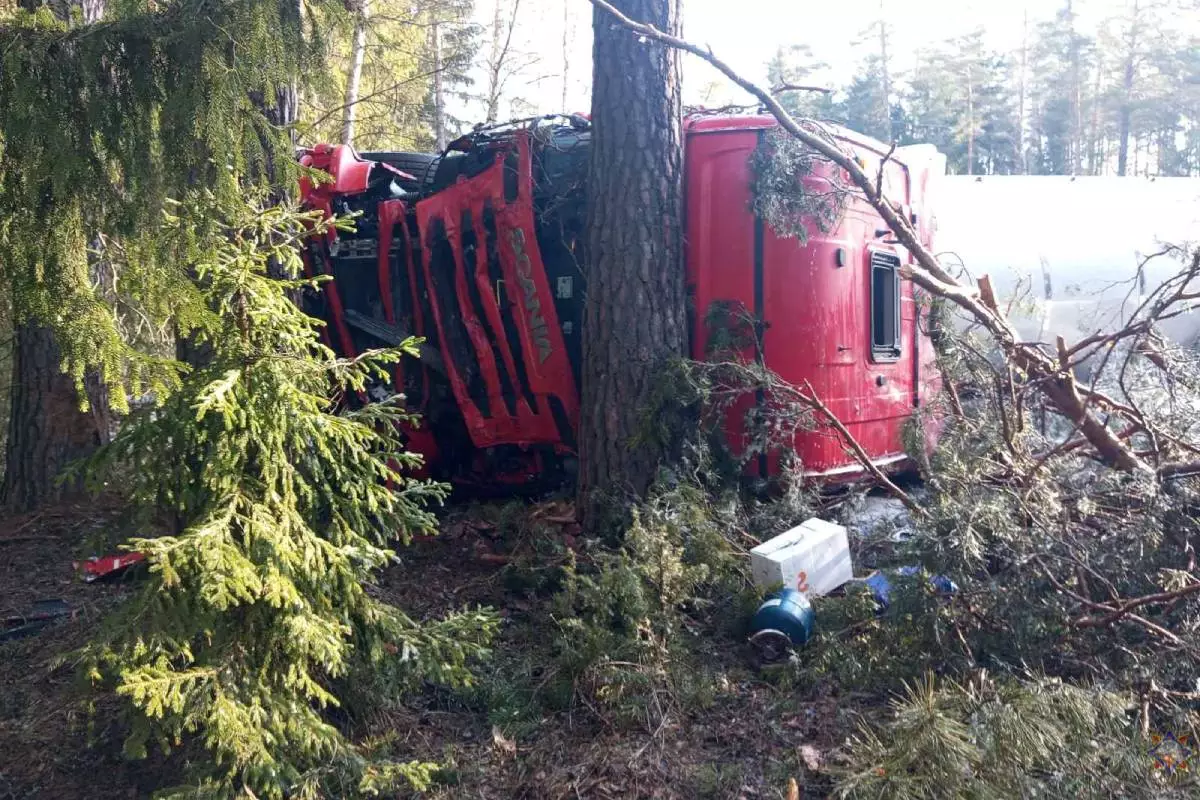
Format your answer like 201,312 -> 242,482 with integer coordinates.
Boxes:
0,499 -> 861,800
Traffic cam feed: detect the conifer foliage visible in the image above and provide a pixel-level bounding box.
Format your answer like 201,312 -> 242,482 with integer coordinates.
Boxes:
79,194 -> 498,799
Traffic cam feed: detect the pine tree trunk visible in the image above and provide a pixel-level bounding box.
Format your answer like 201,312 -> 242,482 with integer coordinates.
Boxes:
1,325 -> 104,513
578,0 -> 685,528
1117,2 -> 1140,176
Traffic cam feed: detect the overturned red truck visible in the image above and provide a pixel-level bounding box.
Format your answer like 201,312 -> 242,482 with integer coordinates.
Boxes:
298,113 -> 944,491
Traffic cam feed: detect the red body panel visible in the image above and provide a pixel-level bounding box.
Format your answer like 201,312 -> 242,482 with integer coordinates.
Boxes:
684,116 -> 937,479
413,136 -> 578,452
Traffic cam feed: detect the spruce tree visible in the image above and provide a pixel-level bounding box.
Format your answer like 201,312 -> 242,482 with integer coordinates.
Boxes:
79,193 -> 497,799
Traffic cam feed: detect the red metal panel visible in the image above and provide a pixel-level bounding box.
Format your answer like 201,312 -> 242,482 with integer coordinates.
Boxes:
376,199 -> 438,474
685,119 -> 935,480
414,135 -> 578,452
684,127 -> 762,470
299,144 -> 371,221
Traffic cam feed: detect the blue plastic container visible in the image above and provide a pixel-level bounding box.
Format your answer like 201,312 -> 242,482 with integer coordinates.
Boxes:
749,588 -> 815,647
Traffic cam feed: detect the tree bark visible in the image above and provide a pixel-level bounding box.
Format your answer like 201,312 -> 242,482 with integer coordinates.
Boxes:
1117,0 -> 1140,176
1,0 -> 109,515
431,21 -> 448,149
1,326 -> 105,513
341,0 -> 370,146
578,0 -> 686,528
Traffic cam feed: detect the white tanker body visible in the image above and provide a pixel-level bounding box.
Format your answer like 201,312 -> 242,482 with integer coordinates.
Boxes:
931,175 -> 1200,348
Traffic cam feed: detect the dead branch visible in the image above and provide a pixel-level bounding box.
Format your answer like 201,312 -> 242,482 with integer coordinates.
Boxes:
1035,558 -> 1187,645
586,0 -> 1157,477
1074,582 -> 1200,629
771,83 -> 833,95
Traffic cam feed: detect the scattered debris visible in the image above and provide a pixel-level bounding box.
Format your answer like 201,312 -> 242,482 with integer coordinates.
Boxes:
1,599 -> 72,642
798,743 -> 822,772
73,551 -> 146,582
859,566 -> 958,609
750,518 -> 852,596
841,493 -> 915,540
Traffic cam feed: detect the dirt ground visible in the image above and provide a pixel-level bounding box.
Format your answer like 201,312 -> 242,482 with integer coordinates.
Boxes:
0,501 -> 854,800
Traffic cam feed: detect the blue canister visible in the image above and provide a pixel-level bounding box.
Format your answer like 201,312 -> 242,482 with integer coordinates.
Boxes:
749,588 -> 815,648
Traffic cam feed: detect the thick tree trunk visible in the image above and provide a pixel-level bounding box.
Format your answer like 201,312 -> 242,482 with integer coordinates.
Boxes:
578,0 -> 685,527
1,326 -> 104,513
1,0 -> 109,514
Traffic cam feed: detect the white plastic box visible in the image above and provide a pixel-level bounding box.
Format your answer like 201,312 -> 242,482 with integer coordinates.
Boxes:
750,518 -> 853,597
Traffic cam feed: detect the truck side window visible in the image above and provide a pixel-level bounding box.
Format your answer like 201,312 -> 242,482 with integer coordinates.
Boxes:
871,251 -> 901,359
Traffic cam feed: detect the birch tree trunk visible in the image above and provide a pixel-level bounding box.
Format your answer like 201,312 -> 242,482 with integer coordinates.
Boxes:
342,0 -> 370,146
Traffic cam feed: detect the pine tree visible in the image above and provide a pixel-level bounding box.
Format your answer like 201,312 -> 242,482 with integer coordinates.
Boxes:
420,0 -> 477,148
580,0 -> 687,528
1027,2 -> 1096,175
80,194 -> 497,799
837,53 -> 892,142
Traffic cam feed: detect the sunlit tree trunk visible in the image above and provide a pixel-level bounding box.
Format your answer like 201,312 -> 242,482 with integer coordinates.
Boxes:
341,0 -> 370,146
431,21 -> 448,148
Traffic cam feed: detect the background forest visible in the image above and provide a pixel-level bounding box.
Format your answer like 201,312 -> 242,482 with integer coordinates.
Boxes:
281,0 -> 1200,178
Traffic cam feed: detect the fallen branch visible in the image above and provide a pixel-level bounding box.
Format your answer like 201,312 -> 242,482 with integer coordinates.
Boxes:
1035,557 -> 1194,646
1074,582 -> 1200,629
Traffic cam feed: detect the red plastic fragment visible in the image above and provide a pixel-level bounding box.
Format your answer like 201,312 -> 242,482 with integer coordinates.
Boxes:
74,552 -> 146,582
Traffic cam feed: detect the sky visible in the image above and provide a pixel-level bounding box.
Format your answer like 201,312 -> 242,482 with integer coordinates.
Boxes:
459,0 -> 1138,121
